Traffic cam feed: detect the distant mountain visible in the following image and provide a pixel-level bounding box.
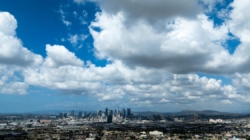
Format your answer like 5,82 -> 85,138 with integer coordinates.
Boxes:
27,110 -> 96,115
135,110 -> 243,116
179,110 -> 232,115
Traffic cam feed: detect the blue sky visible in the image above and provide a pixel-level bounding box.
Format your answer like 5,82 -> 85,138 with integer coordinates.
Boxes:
0,0 -> 250,113
0,0 -> 103,64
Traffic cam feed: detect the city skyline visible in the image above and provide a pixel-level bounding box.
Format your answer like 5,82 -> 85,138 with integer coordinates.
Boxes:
1,0 -> 250,113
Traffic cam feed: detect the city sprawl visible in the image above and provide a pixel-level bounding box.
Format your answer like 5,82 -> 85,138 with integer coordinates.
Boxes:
1,109 -> 250,139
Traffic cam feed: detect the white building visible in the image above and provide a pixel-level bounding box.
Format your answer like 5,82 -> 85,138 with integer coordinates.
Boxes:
149,130 -> 163,137
209,118 -> 223,123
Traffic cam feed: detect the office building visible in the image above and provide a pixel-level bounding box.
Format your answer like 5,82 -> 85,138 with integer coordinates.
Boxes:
79,111 -> 82,117
107,114 -> 112,123
105,108 -> 108,116
98,110 -> 102,116
127,108 -> 131,117
114,109 -> 118,117
71,110 -> 74,116
194,114 -> 198,121
64,113 -> 67,118
59,113 -> 63,118
67,111 -> 71,117
122,108 -> 126,118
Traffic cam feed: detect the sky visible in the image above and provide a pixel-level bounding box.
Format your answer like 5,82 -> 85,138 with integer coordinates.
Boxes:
0,0 -> 250,113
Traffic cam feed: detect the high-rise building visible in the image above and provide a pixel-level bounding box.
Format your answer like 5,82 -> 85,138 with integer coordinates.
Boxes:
118,111 -> 122,116
122,108 -> 126,118
98,110 -> 102,116
64,113 -> 68,118
107,114 -> 112,123
105,108 -> 108,116
101,112 -> 105,117
117,107 -> 119,117
194,114 -> 198,121
110,110 -> 113,115
59,113 -> 63,118
79,111 -> 83,117
127,108 -> 131,117
67,111 -> 71,117
71,110 -> 74,116
114,109 -> 118,117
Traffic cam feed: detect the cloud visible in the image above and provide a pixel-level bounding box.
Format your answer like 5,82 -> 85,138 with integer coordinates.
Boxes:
227,0 -> 250,42
0,12 -> 43,94
0,12 -> 43,67
90,11 -> 232,74
44,44 -> 84,67
0,65 -> 28,94
97,0 -> 202,26
2,2 -> 250,111
0,34 -> 42,66
22,46 -> 245,109
0,81 -> 28,95
0,12 -> 17,36
83,0 -> 250,110
122,73 -> 239,104
67,34 -> 88,49
23,45 -> 102,95
210,0 -> 250,74
231,73 -> 250,103
200,0 -> 225,12
58,9 -> 72,26
73,0 -> 86,5
88,0 -> 250,76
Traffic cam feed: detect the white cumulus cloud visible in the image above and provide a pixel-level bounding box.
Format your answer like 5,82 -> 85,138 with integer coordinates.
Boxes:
2,1 -> 250,111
